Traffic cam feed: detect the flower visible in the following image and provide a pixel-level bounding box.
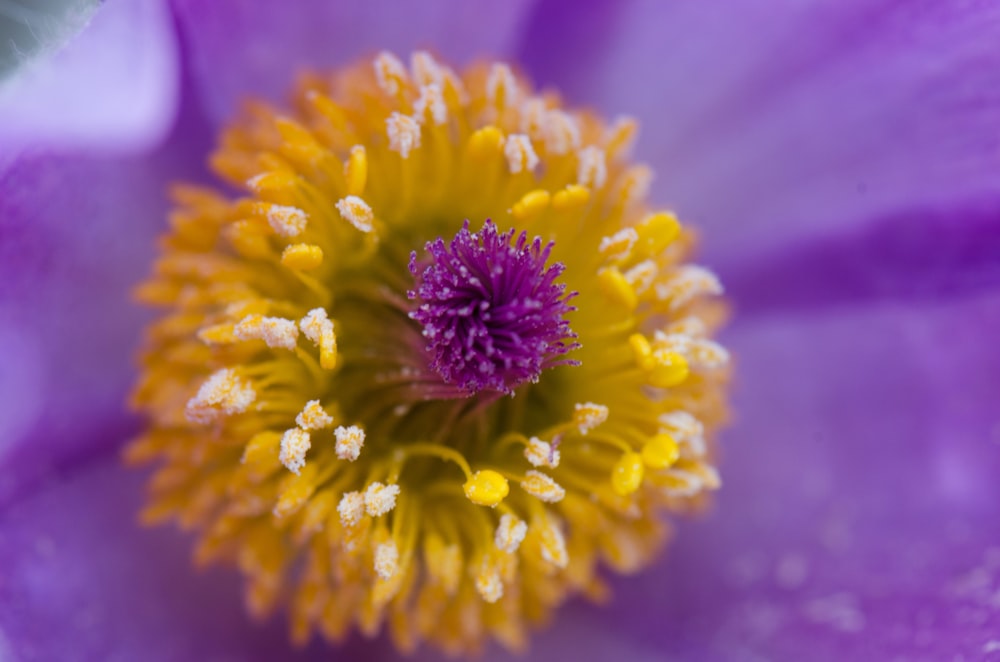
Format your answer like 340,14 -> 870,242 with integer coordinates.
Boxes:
2,1 -> 999,660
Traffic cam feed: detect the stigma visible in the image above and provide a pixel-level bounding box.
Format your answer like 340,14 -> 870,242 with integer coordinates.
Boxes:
128,50 -> 729,656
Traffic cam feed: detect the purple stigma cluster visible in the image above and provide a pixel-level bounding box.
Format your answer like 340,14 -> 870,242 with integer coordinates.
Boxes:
408,220 -> 579,395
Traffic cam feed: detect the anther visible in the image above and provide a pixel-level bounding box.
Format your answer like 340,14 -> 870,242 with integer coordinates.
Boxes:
463,470 -> 509,507
524,437 -> 560,468
495,514 -> 528,553
576,146 -> 607,188
334,425 -> 365,461
364,482 -> 400,517
335,195 -> 375,233
504,134 -> 539,174
234,315 -> 299,350
264,204 -> 308,237
279,428 -> 311,474
641,434 -> 680,469
611,452 -> 644,496
280,244 -> 324,270
185,368 -> 256,424
573,402 -> 608,435
295,400 -> 333,430
373,51 -> 409,97
521,471 -> 566,503
386,112 -> 421,158
374,541 -> 399,580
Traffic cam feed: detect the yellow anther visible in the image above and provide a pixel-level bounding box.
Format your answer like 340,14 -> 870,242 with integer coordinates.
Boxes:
599,228 -> 639,263
511,189 -> 550,221
240,430 -> 282,473
611,452 -> 644,496
467,126 -> 504,159
274,117 -> 316,147
648,351 -> 689,388
424,535 -> 462,594
597,267 -> 638,310
641,434 -> 680,469
273,463 -> 319,518
344,145 -> 367,196
629,333 -> 653,367
636,211 -> 682,254
463,470 -> 509,507
551,184 -> 590,211
280,243 -> 324,270
247,171 -> 299,196
197,323 -> 237,345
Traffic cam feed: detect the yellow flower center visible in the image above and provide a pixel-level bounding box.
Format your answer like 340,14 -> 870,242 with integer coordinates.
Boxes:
127,50 -> 730,655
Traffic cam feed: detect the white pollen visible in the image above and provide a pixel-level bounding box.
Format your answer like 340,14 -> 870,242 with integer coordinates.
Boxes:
410,50 -> 444,87
386,112 -> 421,158
665,316 -> 708,338
504,134 -> 539,174
415,84 -> 447,125
543,110 -> 581,155
688,339 -> 731,370
279,428 -> 311,474
234,314 -> 299,350
495,514 -> 528,553
486,62 -> 517,108
299,308 -> 333,344
337,491 -> 365,528
577,146 -> 608,188
573,402 -> 609,435
520,98 -> 547,136
624,260 -> 658,295
521,470 -> 566,503
475,560 -> 504,603
598,228 -> 639,262
265,205 -> 308,238
334,425 -> 365,461
335,195 -> 375,233
185,368 -> 256,424
538,514 -> 568,569
654,265 -> 724,311
295,400 -> 333,430
374,541 -> 399,580
524,437 -> 560,468
364,482 -> 400,517
373,51 -> 409,96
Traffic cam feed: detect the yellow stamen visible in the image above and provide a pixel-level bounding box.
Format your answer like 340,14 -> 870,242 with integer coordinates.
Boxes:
463,470 -> 509,507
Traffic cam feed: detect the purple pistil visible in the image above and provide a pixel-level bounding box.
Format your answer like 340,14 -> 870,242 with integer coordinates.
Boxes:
408,220 -> 579,395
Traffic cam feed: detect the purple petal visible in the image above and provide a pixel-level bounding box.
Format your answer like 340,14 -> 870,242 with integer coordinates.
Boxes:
0,88 -> 213,503
518,1 -> 1000,259
0,0 -> 180,171
171,0 -> 538,126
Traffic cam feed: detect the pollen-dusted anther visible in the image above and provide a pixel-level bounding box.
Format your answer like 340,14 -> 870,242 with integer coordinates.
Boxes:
463,470 -> 509,507
234,314 -> 299,350
335,195 -> 375,233
129,51 -> 729,657
295,400 -> 333,430
495,514 -> 528,553
386,112 -> 421,157
374,541 -> 399,580
279,428 -> 311,475
524,437 -> 560,468
504,134 -> 539,174
521,470 -> 566,503
264,204 -> 309,237
573,402 -> 609,435
364,482 -> 400,517
299,308 -> 337,369
184,368 -> 256,424
408,219 -> 578,395
334,425 -> 365,461
576,146 -> 607,188
337,491 -> 365,528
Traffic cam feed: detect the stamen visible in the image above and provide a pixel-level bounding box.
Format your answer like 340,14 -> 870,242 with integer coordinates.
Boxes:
495,514 -> 527,553
415,84 -> 447,125
337,491 -> 365,528
486,63 -> 517,108
374,541 -> 399,580
576,146 -> 607,188
234,315 -> 299,350
386,112 -> 421,158
373,51 -> 409,96
265,204 -> 308,237
295,400 -> 333,430
185,368 -> 255,424
475,556 -> 504,603
281,244 -> 324,270
573,402 -> 609,435
335,195 -> 375,233
610,452 -> 644,496
504,134 -> 539,173
334,425 -> 365,461
364,482 -> 400,517
524,437 -> 560,468
279,428 -> 311,475
521,471 -> 566,503
463,470 -> 509,507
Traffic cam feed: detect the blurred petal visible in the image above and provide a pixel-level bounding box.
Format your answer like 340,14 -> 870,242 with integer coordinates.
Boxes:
720,196 -> 1000,315
171,0 -> 538,126
518,1 -> 1000,259
0,82 -> 212,502
0,0 -> 180,171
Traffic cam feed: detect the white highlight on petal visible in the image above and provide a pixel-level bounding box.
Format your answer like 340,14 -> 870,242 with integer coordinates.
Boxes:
577,146 -> 607,188
185,368 -> 256,424
234,315 -> 299,350
504,134 -> 538,174
265,205 -> 308,237
334,425 -> 365,461
295,400 -> 333,431
386,112 -> 421,158
364,482 -> 400,517
279,428 -> 311,474
335,195 -> 374,233
524,437 -> 560,468
495,514 -> 527,554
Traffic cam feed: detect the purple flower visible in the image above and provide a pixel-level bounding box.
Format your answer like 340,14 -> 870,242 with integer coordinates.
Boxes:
409,220 -> 578,395
2,1 -> 999,660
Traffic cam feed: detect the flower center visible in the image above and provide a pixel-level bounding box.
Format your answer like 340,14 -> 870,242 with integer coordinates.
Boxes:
409,219 -> 578,395
128,51 -> 730,655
